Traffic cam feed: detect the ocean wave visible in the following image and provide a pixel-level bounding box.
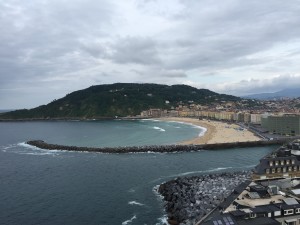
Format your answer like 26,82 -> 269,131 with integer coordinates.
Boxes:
1,143 -> 17,152
128,201 -> 144,206
15,142 -> 63,156
166,121 -> 206,137
163,167 -> 233,179
141,119 -> 161,122
165,165 -> 256,179
156,215 -> 169,225
152,185 -> 163,199
122,215 -> 137,225
17,152 -> 58,156
18,143 -> 61,153
153,126 -> 166,132
18,142 -> 42,150
152,186 -> 169,225
128,188 -> 135,193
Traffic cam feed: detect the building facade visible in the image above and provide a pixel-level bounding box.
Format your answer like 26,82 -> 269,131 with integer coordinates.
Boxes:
261,114 -> 300,136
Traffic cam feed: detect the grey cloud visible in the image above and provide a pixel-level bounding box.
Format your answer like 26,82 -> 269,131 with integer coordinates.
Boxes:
109,36 -> 161,65
162,0 -> 300,71
0,0 -> 113,85
132,68 -> 187,78
216,75 -> 300,96
163,71 -> 187,78
2,0 -> 300,108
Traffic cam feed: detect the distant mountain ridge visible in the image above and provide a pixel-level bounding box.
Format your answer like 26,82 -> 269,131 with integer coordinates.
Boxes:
243,88 -> 300,100
0,83 -> 239,119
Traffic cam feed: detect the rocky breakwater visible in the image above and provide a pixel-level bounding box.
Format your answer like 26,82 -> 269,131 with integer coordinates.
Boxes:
158,171 -> 251,225
27,140 -> 285,154
26,140 -> 203,153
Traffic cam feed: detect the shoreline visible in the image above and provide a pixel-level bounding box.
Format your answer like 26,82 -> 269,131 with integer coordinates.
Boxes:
157,117 -> 261,145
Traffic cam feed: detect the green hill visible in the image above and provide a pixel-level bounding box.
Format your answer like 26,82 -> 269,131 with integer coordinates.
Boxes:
0,83 -> 239,119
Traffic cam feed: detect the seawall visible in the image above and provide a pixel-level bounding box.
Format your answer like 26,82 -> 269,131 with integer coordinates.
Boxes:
26,139 -> 293,153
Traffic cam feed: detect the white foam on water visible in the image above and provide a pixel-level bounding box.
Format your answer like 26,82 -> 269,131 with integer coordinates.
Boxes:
152,185 -> 163,198
18,142 -> 42,150
141,119 -> 161,122
18,152 -> 58,156
165,167 -> 233,178
165,120 -> 207,137
152,186 -> 169,225
243,164 -> 256,168
153,126 -> 166,132
156,215 -> 169,225
164,164 -> 257,179
128,188 -> 135,193
128,201 -> 144,206
122,215 -> 137,225
14,142 -> 63,156
1,143 -> 19,152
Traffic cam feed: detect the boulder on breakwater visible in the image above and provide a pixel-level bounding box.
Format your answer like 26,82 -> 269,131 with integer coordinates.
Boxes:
158,171 -> 251,225
26,139 -> 286,154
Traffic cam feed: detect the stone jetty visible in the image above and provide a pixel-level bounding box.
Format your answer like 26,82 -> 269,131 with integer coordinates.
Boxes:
158,171 -> 251,225
26,139 -> 288,154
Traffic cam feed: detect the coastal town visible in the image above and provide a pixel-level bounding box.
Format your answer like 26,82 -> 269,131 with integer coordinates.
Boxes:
146,97 -> 300,225
140,97 -> 300,138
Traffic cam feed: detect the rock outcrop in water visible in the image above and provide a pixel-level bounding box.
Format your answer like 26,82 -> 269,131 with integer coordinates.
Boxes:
158,171 -> 251,225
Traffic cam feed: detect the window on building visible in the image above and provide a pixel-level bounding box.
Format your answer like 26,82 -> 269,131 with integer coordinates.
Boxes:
295,208 -> 300,214
292,159 -> 295,165
289,167 -> 292,172
294,166 -> 297,171
281,160 -> 285,165
266,169 -> 270,174
249,213 -> 256,218
286,160 -> 290,165
285,220 -> 296,225
269,161 -> 273,166
284,209 -> 294,215
272,168 -> 276,173
275,161 -> 279,166
277,168 -> 281,173
283,167 -> 287,173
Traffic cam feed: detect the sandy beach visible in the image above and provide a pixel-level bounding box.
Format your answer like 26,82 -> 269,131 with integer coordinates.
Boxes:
158,117 -> 261,145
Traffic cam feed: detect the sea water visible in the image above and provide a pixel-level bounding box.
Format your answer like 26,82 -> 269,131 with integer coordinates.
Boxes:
0,120 -> 275,225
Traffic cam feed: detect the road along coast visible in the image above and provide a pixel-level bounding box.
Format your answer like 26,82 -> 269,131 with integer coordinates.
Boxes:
157,117 -> 261,145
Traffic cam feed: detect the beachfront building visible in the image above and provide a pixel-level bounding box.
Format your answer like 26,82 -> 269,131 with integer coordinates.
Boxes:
252,139 -> 300,180
250,114 -> 262,124
261,114 -> 300,136
244,113 -> 251,124
201,178 -> 300,225
141,108 -> 162,118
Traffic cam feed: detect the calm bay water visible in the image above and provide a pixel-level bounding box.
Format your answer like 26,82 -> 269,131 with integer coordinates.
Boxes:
0,120 -> 275,225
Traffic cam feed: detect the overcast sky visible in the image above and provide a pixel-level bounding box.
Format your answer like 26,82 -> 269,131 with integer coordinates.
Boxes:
1,0 -> 300,109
